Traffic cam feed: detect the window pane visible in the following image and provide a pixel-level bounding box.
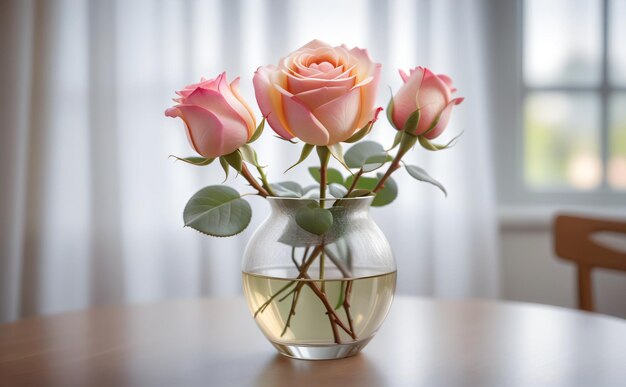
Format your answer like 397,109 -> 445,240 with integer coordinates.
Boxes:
609,0 -> 626,85
525,93 -> 601,189
524,0 -> 602,86
609,94 -> 626,189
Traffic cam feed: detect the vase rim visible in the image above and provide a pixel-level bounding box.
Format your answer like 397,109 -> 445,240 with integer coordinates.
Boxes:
266,195 -> 374,202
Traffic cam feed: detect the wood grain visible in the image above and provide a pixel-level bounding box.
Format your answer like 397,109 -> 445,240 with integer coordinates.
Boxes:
1,297 -> 625,387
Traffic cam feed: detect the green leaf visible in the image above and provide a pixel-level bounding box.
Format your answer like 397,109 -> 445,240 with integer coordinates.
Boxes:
270,181 -> 304,197
362,154 -> 393,173
405,164 -> 447,196
285,143 -> 314,172
402,108 -> 421,135
248,117 -> 265,143
418,132 -> 463,151
183,186 -> 252,237
386,87 -> 397,129
239,144 -> 261,167
344,121 -> 373,143
308,167 -> 344,185
219,157 -> 229,181
343,174 -> 397,206
327,143 -> 351,172
169,155 -> 215,166
222,151 -> 243,173
344,141 -> 386,169
295,205 -> 334,235
328,183 -> 348,198
347,189 -> 372,197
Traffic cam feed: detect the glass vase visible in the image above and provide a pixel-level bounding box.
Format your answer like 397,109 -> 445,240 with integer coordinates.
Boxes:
242,196 -> 396,360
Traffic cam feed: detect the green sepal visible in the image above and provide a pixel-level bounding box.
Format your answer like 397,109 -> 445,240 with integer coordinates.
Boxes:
169,155 -> 215,166
239,144 -> 262,167
219,157 -> 229,181
405,164 -> 447,196
344,121 -> 373,143
183,186 -> 252,237
402,108 -> 421,135
274,135 -> 298,144
285,143 -> 314,172
222,151 -> 243,173
326,143 -> 351,172
418,132 -> 462,151
247,117 -> 265,143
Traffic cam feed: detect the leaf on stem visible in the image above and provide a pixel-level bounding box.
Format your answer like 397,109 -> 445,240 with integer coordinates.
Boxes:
309,167 -> 344,185
404,164 -> 447,197
295,205 -> 334,235
270,181 -> 304,198
328,183 -> 348,198
344,141 -> 391,172
343,174 -> 398,206
183,186 -> 252,237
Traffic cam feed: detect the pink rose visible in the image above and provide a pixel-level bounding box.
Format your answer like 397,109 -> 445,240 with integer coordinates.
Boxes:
165,72 -> 256,158
391,67 -> 463,139
253,40 -> 381,146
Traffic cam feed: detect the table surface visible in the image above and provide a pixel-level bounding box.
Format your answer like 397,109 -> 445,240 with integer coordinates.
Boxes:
1,297 -> 625,387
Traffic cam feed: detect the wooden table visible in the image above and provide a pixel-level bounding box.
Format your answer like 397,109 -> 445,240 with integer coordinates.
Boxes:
1,297 -> 625,386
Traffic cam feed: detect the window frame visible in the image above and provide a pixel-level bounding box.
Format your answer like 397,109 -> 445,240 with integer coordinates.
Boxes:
491,0 -> 625,209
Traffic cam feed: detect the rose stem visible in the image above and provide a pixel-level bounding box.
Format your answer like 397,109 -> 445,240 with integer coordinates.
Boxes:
240,163 -> 269,197
371,145 -> 407,194
317,146 -> 331,293
255,164 -> 276,196
324,248 -> 357,340
345,168 -> 364,196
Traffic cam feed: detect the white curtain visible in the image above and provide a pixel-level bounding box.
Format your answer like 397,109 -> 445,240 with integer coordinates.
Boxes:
0,0 -> 499,323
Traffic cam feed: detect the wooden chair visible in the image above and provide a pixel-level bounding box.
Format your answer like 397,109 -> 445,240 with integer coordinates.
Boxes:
554,214 -> 626,312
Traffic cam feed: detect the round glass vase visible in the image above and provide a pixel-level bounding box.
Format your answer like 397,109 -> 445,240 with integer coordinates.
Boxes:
242,196 -> 396,360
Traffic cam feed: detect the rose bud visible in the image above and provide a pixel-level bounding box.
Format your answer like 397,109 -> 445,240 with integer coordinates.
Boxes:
391,67 -> 463,139
253,39 -> 381,146
165,72 -> 256,158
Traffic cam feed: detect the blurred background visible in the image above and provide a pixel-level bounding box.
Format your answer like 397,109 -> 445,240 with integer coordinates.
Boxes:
0,0 -> 624,323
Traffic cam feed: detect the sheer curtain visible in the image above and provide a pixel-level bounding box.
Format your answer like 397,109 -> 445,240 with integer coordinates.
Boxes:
0,0 -> 499,323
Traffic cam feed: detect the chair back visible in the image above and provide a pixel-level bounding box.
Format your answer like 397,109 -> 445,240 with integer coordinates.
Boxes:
554,214 -> 626,312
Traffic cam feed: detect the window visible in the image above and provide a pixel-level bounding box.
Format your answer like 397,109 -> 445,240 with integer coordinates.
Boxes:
523,0 -> 626,192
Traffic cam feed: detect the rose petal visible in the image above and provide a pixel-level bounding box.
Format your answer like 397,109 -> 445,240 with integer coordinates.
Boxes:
294,85 -> 351,110
253,66 -> 294,140
177,104 -> 248,158
216,72 -> 255,135
423,97 -> 464,139
313,87 -> 361,144
392,67 -> 424,129
185,87 -> 248,133
416,68 -> 452,133
276,86 -> 330,145
230,77 -> 257,137
286,71 -> 356,94
353,64 -> 381,127
302,39 -> 332,50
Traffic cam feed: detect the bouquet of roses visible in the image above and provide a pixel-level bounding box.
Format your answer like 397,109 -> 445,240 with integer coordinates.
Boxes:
165,39 -> 463,238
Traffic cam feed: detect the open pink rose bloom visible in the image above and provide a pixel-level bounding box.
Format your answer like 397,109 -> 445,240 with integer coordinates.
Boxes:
253,40 -> 382,146
391,67 -> 464,139
165,72 -> 256,159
